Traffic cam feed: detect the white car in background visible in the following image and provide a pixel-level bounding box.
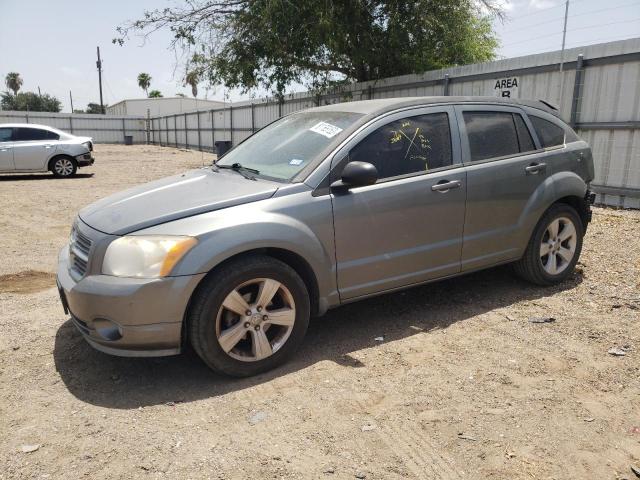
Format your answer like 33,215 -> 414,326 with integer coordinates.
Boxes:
0,123 -> 94,177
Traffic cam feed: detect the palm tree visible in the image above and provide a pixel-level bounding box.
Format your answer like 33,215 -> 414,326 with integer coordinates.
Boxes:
184,71 -> 199,98
148,90 -> 163,98
137,73 -> 152,97
5,72 -> 23,96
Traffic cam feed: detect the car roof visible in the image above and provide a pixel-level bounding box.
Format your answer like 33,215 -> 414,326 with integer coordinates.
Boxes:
0,123 -> 58,130
306,96 -> 559,117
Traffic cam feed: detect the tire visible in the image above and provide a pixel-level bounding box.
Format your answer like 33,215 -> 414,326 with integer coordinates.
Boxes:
514,203 -> 584,286
51,156 -> 77,177
188,255 -> 310,377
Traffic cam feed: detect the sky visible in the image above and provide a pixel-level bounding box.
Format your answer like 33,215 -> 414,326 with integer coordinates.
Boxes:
1,0 -> 638,113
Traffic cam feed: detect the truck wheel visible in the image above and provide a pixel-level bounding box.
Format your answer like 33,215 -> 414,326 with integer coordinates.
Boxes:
51,156 -> 77,177
514,203 -> 584,286
188,255 -> 310,377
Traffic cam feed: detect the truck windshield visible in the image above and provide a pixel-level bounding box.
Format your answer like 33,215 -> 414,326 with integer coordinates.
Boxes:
215,111 -> 363,181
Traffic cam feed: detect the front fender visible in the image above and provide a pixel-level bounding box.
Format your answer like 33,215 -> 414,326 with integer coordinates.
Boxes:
136,198 -> 338,310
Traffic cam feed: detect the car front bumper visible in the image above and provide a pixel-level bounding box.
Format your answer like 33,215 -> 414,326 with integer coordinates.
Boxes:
75,153 -> 94,167
56,246 -> 205,357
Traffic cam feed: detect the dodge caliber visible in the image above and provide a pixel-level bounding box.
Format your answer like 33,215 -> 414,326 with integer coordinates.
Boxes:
57,97 -> 595,376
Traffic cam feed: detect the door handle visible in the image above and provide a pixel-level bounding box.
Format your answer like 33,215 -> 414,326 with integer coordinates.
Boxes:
525,162 -> 547,174
0,147 -> 11,151
431,180 -> 462,192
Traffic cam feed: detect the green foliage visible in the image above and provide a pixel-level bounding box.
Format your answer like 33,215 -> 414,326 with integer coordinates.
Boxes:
5,72 -> 23,95
137,73 -> 152,96
86,103 -> 105,114
184,71 -> 199,98
1,91 -> 61,112
115,1 -> 501,95
148,90 -> 163,98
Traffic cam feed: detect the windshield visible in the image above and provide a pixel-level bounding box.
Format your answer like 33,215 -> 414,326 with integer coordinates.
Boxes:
216,111 -> 363,181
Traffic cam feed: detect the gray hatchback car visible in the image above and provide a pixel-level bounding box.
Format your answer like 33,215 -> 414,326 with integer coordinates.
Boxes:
57,97 -> 595,376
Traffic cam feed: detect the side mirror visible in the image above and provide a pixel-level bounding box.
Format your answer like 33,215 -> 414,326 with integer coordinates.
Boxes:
331,161 -> 378,190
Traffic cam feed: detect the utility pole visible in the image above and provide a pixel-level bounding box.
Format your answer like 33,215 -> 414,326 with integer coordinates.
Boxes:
37,86 -> 41,96
69,90 -> 74,113
96,46 -> 105,114
558,0 -> 570,107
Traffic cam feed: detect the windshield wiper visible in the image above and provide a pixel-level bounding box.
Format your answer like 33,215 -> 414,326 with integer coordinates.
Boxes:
213,162 -> 259,180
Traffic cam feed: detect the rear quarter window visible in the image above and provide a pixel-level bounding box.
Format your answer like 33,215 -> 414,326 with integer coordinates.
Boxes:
529,116 -> 567,148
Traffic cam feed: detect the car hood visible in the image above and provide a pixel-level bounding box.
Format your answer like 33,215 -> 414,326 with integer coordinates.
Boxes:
79,168 -> 279,235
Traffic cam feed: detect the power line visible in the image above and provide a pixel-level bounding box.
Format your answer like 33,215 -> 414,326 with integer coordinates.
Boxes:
499,17 -> 640,49
501,1 -> 640,34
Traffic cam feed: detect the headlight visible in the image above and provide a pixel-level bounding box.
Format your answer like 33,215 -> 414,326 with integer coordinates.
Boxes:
102,236 -> 197,278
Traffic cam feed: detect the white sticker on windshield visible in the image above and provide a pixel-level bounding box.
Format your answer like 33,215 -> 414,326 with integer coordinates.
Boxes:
289,158 -> 304,165
310,121 -> 343,138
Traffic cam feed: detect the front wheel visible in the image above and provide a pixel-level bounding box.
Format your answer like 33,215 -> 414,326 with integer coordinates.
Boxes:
51,156 -> 77,177
188,255 -> 310,377
514,203 -> 584,286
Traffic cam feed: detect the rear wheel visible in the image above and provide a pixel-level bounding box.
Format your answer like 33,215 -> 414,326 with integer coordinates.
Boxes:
188,255 -> 310,377
514,203 -> 584,286
51,156 -> 77,177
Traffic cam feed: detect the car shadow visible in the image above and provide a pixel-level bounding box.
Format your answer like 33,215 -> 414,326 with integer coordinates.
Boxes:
53,266 -> 583,409
0,173 -> 94,181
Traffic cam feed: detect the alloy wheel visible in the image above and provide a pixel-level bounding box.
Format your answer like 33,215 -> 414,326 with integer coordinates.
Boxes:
215,278 -> 296,362
539,216 -> 577,275
54,158 -> 74,176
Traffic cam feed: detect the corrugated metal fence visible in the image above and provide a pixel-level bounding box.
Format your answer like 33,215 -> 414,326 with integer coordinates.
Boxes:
149,38 -> 640,208
0,110 -> 147,144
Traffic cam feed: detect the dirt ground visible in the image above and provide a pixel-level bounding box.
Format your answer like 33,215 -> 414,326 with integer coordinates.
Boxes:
0,144 -> 638,480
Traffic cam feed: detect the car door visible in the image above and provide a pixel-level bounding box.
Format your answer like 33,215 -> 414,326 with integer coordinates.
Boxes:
330,106 -> 466,300
11,127 -> 57,170
0,127 -> 14,171
455,105 -> 552,271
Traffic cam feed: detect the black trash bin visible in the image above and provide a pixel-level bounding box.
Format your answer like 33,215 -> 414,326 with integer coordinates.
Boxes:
215,140 -> 232,157
124,135 -> 133,145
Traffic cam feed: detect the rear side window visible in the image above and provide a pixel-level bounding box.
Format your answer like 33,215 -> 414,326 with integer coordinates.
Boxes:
0,128 -> 11,142
12,127 -> 58,141
463,112 -> 521,161
349,112 -> 452,179
529,116 -> 565,148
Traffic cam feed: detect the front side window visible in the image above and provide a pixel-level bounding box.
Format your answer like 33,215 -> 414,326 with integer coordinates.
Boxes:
349,112 -> 452,180
529,115 -> 565,148
0,128 -> 11,142
12,127 -> 51,141
463,112 -> 522,162
216,111 -> 363,181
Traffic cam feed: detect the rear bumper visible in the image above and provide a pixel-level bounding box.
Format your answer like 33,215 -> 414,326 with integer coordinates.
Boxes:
56,246 -> 205,357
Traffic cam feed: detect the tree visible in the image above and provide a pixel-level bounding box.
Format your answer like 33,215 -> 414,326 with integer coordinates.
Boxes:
137,72 -> 152,97
86,103 -> 106,114
184,70 -> 199,97
1,91 -> 61,112
5,72 -> 23,96
115,1 -> 502,97
148,90 -> 163,98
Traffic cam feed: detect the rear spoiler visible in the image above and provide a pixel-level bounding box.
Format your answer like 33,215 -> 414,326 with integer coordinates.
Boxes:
538,99 -> 560,114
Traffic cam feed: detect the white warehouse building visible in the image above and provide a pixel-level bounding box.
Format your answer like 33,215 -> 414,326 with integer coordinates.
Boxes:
106,97 -> 225,117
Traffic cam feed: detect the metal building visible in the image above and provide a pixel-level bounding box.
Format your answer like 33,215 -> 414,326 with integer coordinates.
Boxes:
106,97 -> 225,117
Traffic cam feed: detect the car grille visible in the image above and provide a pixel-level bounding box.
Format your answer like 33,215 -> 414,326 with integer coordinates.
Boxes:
69,223 -> 93,277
